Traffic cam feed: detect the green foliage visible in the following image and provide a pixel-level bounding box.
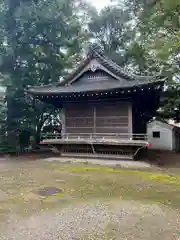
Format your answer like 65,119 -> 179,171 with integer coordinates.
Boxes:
0,0 -> 179,151
88,5 -> 135,65
0,0 -> 88,148
123,0 -> 180,119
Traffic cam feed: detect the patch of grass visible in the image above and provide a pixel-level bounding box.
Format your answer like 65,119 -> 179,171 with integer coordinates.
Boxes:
39,191 -> 65,201
148,173 -> 180,185
50,164 -> 180,208
53,164 -> 180,186
53,164 -> 118,173
0,160 -> 180,223
65,174 -> 180,208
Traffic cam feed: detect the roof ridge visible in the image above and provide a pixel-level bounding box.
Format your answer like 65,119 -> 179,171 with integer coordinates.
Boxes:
98,53 -> 127,73
92,49 -> 166,81
96,51 -> 166,81
93,51 -> 135,80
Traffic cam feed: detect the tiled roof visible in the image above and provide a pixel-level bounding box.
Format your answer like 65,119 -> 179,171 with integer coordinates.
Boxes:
26,46 -> 166,95
27,79 -> 164,96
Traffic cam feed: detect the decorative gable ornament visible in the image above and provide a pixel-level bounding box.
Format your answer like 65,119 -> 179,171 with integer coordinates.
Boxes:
88,59 -> 101,73
90,63 -> 97,72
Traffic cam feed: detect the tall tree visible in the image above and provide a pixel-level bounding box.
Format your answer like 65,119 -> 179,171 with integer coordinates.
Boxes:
0,0 -> 88,145
88,5 -> 135,65
140,0 -> 180,119
123,0 -> 180,119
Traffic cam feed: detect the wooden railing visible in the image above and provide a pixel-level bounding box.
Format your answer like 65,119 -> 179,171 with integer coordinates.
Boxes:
40,133 -> 148,142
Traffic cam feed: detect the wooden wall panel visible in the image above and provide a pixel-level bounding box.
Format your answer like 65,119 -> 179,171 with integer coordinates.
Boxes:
64,104 -> 94,135
96,103 -> 128,117
72,70 -> 116,85
96,116 -> 129,127
95,102 -> 129,135
66,117 -> 94,127
66,127 -> 93,134
95,127 -> 129,134
65,104 -> 93,118
64,102 -> 131,136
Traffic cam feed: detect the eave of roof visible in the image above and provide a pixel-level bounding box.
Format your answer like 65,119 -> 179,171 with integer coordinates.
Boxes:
26,79 -> 165,96
26,46 -> 166,96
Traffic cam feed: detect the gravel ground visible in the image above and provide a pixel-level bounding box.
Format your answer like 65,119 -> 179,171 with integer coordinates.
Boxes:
44,157 -> 152,169
2,200 -> 180,240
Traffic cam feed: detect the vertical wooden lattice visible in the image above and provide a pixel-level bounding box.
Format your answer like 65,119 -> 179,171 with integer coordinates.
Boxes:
64,102 -> 131,137
64,103 -> 94,136
95,102 -> 129,135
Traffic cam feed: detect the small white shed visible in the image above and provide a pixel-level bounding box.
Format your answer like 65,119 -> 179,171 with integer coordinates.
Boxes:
147,120 -> 180,151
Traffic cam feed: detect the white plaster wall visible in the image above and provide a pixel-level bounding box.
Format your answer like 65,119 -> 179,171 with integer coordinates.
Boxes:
147,121 -> 173,151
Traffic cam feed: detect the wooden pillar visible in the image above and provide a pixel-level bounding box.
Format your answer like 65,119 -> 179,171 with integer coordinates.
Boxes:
93,106 -> 96,136
61,108 -> 66,138
128,103 -> 133,138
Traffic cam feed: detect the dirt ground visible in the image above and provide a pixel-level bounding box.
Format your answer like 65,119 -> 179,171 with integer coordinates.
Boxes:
0,156 -> 180,240
146,150 -> 180,167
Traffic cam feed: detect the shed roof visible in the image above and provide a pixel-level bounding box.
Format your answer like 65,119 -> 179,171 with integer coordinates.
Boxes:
148,119 -> 180,132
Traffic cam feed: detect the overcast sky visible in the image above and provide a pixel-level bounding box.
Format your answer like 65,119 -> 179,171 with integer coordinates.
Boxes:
87,0 -> 112,10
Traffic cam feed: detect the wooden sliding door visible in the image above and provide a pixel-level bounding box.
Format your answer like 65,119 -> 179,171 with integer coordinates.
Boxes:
64,103 -> 94,135
95,102 -> 130,135
64,102 -> 132,136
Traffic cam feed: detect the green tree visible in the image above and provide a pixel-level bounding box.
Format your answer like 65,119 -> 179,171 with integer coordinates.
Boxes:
123,0 -> 180,119
140,0 -> 180,120
88,4 -> 135,65
0,0 -> 88,147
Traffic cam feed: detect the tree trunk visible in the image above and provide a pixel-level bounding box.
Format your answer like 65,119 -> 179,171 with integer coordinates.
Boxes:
35,119 -> 46,146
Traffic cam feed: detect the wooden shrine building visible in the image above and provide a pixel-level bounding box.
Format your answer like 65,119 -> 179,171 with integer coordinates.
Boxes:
27,46 -> 165,160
